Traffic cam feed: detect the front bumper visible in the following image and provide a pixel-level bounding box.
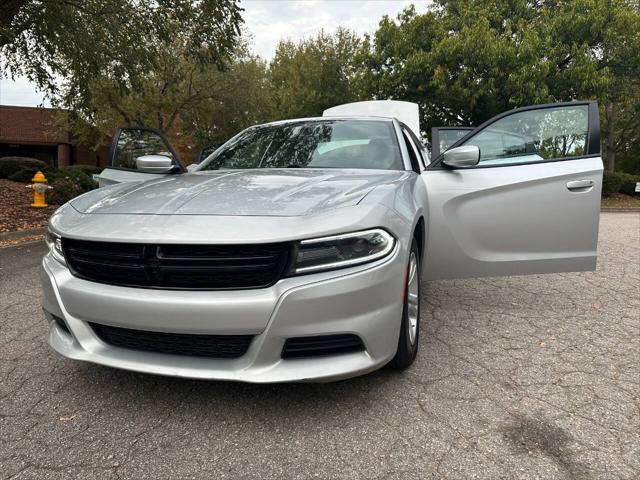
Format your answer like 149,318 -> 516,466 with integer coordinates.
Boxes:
40,245 -> 405,383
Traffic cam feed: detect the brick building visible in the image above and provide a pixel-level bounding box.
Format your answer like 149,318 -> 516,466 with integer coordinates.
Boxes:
0,105 -> 110,168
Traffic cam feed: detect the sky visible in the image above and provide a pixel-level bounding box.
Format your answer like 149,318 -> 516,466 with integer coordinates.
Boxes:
0,0 -> 428,108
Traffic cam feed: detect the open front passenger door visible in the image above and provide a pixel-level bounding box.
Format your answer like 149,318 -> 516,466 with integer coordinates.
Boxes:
96,128 -> 185,187
431,126 -> 474,159
422,101 -> 602,280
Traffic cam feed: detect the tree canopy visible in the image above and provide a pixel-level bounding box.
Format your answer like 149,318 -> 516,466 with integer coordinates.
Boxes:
356,0 -> 640,170
0,0 -> 243,110
270,28 -> 361,119
1,0 -> 638,171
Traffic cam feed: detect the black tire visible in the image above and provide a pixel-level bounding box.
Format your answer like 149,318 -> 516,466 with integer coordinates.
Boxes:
390,238 -> 421,370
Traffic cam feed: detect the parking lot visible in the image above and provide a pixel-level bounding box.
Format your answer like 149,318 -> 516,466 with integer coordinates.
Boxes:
1,212 -> 638,479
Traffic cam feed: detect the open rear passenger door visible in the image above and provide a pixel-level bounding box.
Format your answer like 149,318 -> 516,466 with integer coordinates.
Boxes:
96,128 -> 185,187
422,101 -> 602,280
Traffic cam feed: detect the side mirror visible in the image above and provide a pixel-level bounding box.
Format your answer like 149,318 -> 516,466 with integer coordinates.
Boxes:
442,145 -> 480,168
135,154 -> 175,173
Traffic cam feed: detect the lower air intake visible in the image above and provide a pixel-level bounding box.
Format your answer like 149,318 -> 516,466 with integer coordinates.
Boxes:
90,323 -> 253,359
281,334 -> 364,359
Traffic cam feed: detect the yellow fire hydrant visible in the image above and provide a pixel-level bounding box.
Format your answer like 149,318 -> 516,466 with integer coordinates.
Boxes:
27,171 -> 52,208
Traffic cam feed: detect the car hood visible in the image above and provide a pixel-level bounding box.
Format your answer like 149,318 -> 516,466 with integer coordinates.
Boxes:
71,169 -> 407,217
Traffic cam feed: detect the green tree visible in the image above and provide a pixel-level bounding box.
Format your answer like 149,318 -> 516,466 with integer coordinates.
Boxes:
588,2 -> 640,172
186,52 -> 275,148
1,0 -> 243,111
270,28 -> 362,119
357,0 -> 640,172
55,43 -> 274,163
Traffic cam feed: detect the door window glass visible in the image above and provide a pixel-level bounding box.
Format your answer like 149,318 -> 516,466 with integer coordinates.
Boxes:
113,129 -> 177,170
438,129 -> 472,154
463,105 -> 589,165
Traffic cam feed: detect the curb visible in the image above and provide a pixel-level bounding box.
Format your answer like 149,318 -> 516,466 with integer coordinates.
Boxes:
0,227 -> 46,242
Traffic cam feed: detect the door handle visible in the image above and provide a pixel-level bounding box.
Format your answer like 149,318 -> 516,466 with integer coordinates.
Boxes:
566,180 -> 594,192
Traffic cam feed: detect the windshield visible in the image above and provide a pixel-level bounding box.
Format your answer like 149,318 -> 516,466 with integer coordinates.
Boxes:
198,120 -> 403,171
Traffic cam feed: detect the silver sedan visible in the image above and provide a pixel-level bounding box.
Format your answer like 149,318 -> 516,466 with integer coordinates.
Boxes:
40,100 -> 603,382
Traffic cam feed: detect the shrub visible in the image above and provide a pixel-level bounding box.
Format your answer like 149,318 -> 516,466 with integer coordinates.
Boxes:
42,165 -> 65,182
8,168 -> 39,183
602,171 -> 624,197
48,179 -> 84,205
618,156 -> 640,175
619,173 -> 640,196
0,158 -> 98,204
59,167 -> 98,191
46,167 -> 98,205
65,164 -> 103,176
0,157 -> 47,179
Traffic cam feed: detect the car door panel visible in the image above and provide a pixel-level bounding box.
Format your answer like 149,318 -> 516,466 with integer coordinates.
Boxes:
423,157 -> 601,279
422,101 -> 602,280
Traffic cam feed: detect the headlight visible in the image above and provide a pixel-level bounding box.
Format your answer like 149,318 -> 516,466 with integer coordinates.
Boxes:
291,228 -> 395,274
45,228 -> 65,264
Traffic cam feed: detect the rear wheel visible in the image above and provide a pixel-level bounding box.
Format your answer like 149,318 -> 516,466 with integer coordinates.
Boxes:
390,239 -> 421,370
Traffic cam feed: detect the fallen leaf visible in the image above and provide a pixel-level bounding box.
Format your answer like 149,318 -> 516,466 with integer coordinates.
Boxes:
0,179 -> 57,234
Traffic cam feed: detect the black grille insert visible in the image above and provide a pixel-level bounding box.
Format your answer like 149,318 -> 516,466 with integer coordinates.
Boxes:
282,334 -> 365,359
62,239 -> 291,290
90,323 -> 253,358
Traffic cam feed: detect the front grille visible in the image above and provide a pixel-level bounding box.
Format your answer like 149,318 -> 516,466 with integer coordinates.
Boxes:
90,323 -> 253,358
62,239 -> 291,290
282,334 -> 365,359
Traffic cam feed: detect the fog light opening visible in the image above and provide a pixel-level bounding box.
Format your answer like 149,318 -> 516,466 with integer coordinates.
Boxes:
281,334 -> 365,359
48,312 -> 71,335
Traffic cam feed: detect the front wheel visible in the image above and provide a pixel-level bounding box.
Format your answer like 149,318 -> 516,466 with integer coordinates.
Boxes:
390,239 -> 421,370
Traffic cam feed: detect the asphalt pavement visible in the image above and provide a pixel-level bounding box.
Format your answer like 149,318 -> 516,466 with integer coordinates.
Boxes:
1,212 -> 638,479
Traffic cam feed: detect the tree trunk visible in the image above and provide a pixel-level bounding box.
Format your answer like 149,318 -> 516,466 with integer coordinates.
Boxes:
606,102 -> 616,172
607,148 -> 616,173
